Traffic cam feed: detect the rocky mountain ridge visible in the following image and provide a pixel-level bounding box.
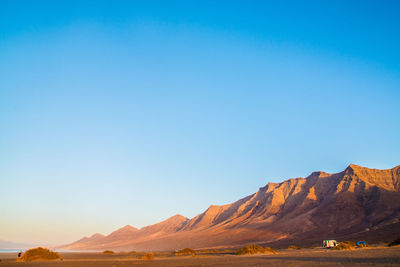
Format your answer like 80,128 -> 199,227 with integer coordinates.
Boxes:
61,164 -> 400,251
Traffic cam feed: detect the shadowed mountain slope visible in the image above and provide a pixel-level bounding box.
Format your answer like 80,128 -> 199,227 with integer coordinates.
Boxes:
61,164 -> 400,251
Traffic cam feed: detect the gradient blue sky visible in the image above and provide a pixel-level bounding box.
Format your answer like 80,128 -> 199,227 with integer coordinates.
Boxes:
1,0 -> 399,244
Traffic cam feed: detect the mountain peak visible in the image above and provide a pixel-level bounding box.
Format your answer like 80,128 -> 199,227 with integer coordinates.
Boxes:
347,163 -> 363,170
309,171 -> 330,178
90,233 -> 104,238
343,163 -> 369,176
345,163 -> 383,174
105,224 -> 139,240
169,214 -> 188,221
109,225 -> 138,235
343,163 -> 400,191
120,225 -> 138,231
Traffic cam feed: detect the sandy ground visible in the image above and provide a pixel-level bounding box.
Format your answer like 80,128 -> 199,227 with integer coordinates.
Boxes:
0,246 -> 399,266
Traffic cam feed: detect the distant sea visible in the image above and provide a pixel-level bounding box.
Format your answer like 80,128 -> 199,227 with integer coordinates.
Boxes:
0,248 -> 102,253
0,249 -> 25,252
0,249 -> 95,253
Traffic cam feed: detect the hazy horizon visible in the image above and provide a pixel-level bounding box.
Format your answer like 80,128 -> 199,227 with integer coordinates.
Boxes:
1,0 -> 399,245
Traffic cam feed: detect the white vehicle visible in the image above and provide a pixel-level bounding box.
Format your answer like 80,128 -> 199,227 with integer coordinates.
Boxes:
322,240 -> 338,248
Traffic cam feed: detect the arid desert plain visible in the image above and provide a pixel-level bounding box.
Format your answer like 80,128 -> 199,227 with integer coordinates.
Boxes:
1,246 -> 400,267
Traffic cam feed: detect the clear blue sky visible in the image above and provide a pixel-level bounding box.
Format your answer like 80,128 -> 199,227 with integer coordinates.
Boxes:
1,0 -> 399,244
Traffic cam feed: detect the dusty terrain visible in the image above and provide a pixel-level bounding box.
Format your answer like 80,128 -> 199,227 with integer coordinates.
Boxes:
1,246 -> 399,266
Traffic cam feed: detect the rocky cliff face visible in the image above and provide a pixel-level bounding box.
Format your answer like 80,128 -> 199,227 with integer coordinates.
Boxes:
61,164 -> 400,251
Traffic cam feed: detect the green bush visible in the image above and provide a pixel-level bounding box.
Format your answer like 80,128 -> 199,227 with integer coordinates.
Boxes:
236,244 -> 277,255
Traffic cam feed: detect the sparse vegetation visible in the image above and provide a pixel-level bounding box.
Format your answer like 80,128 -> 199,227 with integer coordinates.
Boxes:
236,244 -> 277,255
16,247 -> 62,262
221,249 -> 235,253
2,247 -> 398,266
334,241 -> 356,250
175,248 -> 196,255
129,250 -> 137,254
141,252 -> 154,260
199,249 -> 222,254
103,250 -> 115,254
288,245 -> 301,250
388,237 -> 400,247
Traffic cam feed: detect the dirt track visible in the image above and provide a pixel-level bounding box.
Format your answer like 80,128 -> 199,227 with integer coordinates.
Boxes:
1,246 -> 399,266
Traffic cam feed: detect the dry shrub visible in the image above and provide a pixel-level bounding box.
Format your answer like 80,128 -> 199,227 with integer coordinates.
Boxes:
141,252 -> 154,260
334,241 -> 356,250
175,248 -> 196,255
200,249 -> 219,254
236,244 -> 277,255
388,237 -> 400,247
288,245 -> 301,250
17,247 -> 62,262
129,250 -> 137,254
221,249 -> 235,253
103,250 -> 115,254
262,246 -> 277,254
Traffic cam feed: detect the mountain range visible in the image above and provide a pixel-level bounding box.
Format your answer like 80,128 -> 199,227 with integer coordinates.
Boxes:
60,164 -> 400,251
